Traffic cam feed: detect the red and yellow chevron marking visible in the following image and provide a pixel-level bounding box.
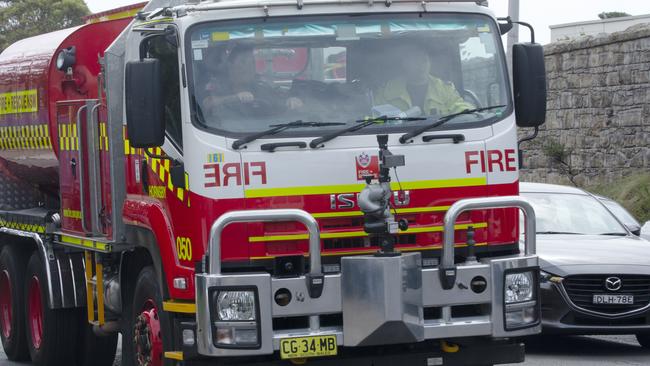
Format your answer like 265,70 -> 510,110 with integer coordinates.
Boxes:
144,147 -> 191,207
123,126 -> 190,207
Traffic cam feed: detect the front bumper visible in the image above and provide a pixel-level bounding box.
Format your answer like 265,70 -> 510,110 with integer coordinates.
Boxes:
196,254 -> 539,357
541,281 -> 650,334
195,198 -> 541,359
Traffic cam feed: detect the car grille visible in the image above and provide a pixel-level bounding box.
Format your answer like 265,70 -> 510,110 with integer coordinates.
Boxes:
562,275 -> 650,315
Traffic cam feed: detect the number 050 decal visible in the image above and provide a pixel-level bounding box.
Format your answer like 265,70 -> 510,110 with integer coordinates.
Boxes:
176,237 -> 193,261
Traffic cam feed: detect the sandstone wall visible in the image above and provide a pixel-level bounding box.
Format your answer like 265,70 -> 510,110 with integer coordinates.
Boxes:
519,23 -> 650,186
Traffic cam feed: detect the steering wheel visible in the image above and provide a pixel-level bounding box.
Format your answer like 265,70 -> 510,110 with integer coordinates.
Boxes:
462,89 -> 483,108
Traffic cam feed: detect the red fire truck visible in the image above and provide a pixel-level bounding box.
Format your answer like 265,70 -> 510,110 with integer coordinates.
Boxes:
0,1 -> 547,365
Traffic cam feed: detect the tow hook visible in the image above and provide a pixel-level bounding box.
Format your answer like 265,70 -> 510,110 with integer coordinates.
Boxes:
440,340 -> 459,353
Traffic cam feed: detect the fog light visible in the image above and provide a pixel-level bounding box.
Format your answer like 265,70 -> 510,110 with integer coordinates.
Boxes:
182,329 -> 195,346
505,305 -> 537,329
505,271 -> 534,304
216,291 -> 256,321
216,328 -> 234,345
234,328 -> 258,345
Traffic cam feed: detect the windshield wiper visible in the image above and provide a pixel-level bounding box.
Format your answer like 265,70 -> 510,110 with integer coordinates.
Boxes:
598,232 -> 628,236
399,105 -> 506,144
232,120 -> 345,150
309,115 -> 425,149
536,231 -> 583,235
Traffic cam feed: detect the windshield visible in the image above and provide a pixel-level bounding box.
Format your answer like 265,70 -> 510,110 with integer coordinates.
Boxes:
523,193 -> 628,236
187,14 -> 510,137
600,199 -> 640,228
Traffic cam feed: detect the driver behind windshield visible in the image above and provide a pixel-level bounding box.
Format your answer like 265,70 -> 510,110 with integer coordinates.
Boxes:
374,44 -> 473,117
201,45 -> 304,118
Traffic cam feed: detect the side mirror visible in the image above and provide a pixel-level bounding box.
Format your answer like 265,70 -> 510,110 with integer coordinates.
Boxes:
125,59 -> 165,148
626,223 -> 642,236
512,43 -> 547,127
642,221 -> 650,240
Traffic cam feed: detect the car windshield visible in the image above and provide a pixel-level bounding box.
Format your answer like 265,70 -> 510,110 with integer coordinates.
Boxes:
600,198 -> 640,228
187,14 -> 510,137
522,192 -> 628,236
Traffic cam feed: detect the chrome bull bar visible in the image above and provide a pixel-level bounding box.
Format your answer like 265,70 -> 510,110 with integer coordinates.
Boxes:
208,209 -> 323,330
440,195 -> 536,288
196,199 -> 539,357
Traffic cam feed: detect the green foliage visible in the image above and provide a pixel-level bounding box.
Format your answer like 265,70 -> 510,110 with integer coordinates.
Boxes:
542,139 -> 579,186
590,174 -> 650,223
0,0 -> 90,53
598,11 -> 631,20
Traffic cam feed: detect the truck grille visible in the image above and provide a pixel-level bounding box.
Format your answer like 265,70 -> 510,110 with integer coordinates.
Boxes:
562,275 -> 650,315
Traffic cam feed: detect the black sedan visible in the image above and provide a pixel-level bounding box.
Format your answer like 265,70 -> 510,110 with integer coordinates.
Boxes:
521,182 -> 650,348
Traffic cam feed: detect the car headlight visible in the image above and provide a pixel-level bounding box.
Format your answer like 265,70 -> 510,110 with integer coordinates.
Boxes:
505,271 -> 534,304
216,291 -> 257,321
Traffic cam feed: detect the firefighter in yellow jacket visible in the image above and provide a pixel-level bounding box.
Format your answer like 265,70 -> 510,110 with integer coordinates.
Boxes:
374,45 -> 473,117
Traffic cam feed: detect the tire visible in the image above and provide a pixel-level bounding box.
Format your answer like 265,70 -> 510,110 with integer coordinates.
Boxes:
24,252 -> 78,366
0,245 -> 29,361
636,333 -> 650,348
76,312 -> 118,366
122,266 -> 172,366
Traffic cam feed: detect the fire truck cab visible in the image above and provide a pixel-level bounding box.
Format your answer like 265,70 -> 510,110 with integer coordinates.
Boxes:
0,0 -> 547,365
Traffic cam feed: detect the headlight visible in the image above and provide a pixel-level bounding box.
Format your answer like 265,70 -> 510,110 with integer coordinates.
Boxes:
504,269 -> 539,330
211,289 -> 260,348
505,271 -> 534,304
216,291 -> 256,321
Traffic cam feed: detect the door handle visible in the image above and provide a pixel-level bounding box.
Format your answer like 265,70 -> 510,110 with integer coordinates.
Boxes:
70,158 -> 77,179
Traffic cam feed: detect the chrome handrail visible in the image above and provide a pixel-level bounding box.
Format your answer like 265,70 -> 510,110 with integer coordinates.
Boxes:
208,209 -> 321,276
442,195 -> 537,269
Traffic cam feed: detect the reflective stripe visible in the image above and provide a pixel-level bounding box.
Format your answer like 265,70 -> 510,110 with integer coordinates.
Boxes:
249,222 -> 488,243
59,235 -> 111,252
0,124 -> 52,150
249,242 -> 490,260
162,301 -> 196,314
0,218 -> 45,233
245,178 -> 487,198
312,206 -> 452,218
164,351 -> 184,361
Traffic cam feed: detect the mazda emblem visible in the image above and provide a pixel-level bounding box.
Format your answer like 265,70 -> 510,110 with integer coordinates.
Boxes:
605,277 -> 622,292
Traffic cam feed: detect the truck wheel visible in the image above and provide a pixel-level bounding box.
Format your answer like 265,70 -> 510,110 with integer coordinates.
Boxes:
124,266 -> 172,366
76,312 -> 118,366
636,333 -> 650,348
0,245 -> 29,361
24,252 -> 78,366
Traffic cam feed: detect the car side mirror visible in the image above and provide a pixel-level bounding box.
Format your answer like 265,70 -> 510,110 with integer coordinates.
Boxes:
642,221 -> 650,240
125,58 -> 165,148
512,43 -> 547,128
627,223 -> 642,236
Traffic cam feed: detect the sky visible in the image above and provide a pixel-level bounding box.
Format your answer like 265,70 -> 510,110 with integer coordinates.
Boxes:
84,0 -> 650,44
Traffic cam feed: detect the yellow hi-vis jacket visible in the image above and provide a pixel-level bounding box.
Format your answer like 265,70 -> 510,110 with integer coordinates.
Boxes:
374,75 -> 474,116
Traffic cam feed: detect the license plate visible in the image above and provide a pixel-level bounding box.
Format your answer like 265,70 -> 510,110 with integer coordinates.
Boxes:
280,335 -> 337,359
592,294 -> 634,304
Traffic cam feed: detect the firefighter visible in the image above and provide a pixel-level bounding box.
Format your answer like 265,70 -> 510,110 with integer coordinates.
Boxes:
374,44 -> 473,117
201,45 -> 303,119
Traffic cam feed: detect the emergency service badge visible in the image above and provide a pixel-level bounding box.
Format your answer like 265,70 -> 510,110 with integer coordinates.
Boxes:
355,152 -> 379,181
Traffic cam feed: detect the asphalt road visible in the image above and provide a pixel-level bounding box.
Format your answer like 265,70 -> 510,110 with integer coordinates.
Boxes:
2,334 -> 650,365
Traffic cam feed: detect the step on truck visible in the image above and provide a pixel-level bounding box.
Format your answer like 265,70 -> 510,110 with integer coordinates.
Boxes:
0,0 -> 547,365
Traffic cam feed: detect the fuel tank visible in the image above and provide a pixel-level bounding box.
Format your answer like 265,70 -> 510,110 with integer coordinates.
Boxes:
0,18 -> 131,191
